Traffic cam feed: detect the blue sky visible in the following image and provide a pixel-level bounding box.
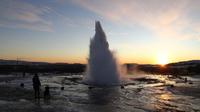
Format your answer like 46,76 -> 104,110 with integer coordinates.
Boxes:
0,0 -> 200,64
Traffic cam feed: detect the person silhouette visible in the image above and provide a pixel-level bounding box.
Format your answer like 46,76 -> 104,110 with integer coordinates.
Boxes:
44,86 -> 50,100
32,73 -> 41,99
44,85 -> 50,104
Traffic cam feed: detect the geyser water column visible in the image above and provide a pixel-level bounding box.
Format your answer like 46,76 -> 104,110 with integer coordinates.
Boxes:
84,21 -> 121,86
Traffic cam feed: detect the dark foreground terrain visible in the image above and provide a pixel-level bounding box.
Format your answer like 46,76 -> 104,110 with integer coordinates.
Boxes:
0,73 -> 199,112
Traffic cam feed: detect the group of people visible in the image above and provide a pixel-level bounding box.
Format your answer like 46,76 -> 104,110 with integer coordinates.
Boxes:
32,73 -> 50,100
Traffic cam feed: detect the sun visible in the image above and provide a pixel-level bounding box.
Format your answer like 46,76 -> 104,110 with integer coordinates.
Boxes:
156,52 -> 168,66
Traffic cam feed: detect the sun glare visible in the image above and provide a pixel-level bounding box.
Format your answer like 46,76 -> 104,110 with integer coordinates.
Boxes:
156,52 -> 168,66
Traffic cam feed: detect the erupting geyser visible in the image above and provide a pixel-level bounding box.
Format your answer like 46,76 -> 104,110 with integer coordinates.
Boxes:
84,21 -> 121,86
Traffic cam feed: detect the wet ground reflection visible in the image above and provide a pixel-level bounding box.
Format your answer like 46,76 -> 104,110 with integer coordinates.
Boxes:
159,94 -> 171,101
87,88 -> 119,112
88,88 -> 119,105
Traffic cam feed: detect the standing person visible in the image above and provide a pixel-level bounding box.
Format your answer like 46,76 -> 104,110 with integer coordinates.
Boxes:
32,73 -> 41,99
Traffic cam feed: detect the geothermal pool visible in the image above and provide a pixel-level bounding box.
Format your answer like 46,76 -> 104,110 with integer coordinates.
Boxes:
0,73 -> 200,112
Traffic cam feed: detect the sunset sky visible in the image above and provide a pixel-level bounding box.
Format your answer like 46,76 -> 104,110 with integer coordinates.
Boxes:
0,0 -> 200,64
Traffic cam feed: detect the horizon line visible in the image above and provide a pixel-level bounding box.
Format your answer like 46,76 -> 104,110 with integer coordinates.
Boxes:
0,58 -> 199,65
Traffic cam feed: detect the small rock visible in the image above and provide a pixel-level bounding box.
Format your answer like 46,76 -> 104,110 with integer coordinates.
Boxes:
61,86 -> 64,90
88,86 -> 94,89
189,82 -> 193,84
20,83 -> 24,88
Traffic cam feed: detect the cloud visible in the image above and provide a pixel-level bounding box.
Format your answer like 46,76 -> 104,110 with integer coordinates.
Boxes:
0,0 -> 53,32
58,15 -> 93,29
71,0 -> 200,41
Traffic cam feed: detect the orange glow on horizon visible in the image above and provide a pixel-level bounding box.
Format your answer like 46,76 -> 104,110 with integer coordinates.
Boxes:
0,53 -> 199,64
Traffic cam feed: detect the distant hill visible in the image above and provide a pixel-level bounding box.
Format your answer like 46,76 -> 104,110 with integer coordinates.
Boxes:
0,59 -> 86,73
126,60 -> 200,75
1,59 -> 200,66
0,59 -> 49,65
167,60 -> 200,66
0,59 -> 199,75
